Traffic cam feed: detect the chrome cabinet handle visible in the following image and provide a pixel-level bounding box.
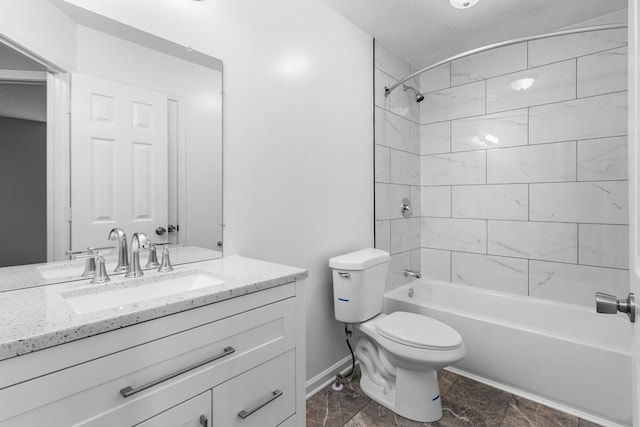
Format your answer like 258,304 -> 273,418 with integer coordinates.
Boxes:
199,415 -> 208,427
119,346 -> 235,398
237,389 -> 283,419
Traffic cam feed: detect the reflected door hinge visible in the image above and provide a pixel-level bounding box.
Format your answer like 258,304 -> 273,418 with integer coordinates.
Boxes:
63,207 -> 72,222
67,99 -> 72,115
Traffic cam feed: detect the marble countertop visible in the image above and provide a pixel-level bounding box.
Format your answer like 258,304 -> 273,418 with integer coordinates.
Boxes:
0,255 -> 307,361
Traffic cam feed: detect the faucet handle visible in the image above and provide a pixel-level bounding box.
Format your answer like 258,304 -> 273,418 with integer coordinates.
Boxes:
81,248 -> 97,277
91,253 -> 111,284
146,243 -> 161,268
158,246 -> 174,272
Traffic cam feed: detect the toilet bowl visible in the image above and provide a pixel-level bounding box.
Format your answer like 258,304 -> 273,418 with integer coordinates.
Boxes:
329,248 -> 466,422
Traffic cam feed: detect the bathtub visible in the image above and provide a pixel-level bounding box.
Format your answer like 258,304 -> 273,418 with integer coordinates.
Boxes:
383,279 -> 633,427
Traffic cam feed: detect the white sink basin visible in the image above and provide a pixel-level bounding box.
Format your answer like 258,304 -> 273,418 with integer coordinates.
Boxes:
64,271 -> 225,314
38,264 -> 86,281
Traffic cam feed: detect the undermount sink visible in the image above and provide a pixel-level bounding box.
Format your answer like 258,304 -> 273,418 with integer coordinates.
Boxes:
63,271 -> 225,314
38,264 -> 87,281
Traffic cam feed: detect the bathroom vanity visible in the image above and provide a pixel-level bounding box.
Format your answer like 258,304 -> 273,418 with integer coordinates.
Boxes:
0,255 -> 307,426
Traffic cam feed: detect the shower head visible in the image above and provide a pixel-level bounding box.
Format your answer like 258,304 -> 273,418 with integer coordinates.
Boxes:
403,84 -> 424,103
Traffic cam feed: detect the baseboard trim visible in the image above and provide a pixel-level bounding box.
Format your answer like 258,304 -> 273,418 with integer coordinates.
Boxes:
305,355 -> 355,399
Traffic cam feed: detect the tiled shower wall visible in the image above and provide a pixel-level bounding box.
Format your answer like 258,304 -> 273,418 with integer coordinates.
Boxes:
375,25 -> 630,307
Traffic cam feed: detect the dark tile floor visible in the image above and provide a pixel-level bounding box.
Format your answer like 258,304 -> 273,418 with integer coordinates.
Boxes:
306,367 -> 602,427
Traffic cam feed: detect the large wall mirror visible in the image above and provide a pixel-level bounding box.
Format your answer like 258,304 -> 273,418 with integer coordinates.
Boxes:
0,1 -> 223,275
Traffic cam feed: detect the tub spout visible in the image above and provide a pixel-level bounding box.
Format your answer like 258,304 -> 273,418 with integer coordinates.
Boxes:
404,270 -> 421,279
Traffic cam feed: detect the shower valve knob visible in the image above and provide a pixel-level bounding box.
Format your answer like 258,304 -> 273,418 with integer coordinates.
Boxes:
595,292 -> 635,323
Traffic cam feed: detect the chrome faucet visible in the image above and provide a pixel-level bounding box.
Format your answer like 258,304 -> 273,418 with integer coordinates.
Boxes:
125,232 -> 151,278
108,228 -> 129,273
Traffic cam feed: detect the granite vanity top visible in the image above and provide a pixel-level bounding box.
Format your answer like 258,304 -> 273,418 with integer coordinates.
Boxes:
0,255 -> 307,361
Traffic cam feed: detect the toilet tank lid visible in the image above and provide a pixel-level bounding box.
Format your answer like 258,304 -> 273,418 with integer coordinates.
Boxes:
329,248 -> 390,270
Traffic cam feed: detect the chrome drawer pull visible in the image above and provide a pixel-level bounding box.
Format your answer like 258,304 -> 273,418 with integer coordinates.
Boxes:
237,389 -> 283,419
119,346 -> 236,398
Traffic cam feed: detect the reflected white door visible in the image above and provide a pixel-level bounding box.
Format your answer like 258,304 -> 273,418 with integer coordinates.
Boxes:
70,73 -> 168,251
629,2 -> 640,425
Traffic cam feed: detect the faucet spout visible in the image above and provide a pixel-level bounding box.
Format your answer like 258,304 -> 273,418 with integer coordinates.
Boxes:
108,228 -> 129,273
126,233 -> 150,278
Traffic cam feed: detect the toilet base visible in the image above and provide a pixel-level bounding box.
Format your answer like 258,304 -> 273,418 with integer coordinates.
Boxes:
360,367 -> 443,422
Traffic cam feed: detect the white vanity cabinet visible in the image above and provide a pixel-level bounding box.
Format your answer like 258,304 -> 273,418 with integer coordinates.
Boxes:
0,280 -> 305,427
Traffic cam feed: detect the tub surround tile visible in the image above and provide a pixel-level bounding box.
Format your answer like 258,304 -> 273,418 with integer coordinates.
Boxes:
451,109 -> 528,152
452,184 -> 528,221
421,121 -> 451,155
389,80 -> 421,124
579,224 -> 629,269
375,107 -> 420,154
421,248 -> 451,282
375,41 -> 412,82
529,91 -> 627,144
528,28 -> 627,68
488,221 -> 577,263
390,218 -> 421,254
421,151 -> 486,186
420,63 -> 450,93
422,81 -> 486,124
422,218 -> 487,254
410,186 -> 422,217
577,46 -> 628,98
451,43 -> 527,86
502,395 -> 580,427
451,252 -> 528,295
374,68 -> 392,110
529,181 -> 628,225
390,149 -> 420,185
529,261 -> 629,307
374,144 -> 390,183
386,252 -> 412,291
421,186 -> 452,218
577,136 -> 628,181
486,60 -> 576,114
375,183 -> 410,220
375,220 -> 391,253
487,142 -> 576,184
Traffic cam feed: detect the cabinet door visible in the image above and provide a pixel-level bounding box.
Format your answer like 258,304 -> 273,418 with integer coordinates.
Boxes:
135,390 -> 210,427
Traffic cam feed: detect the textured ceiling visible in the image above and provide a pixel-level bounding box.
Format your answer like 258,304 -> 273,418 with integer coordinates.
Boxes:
321,0 -> 628,69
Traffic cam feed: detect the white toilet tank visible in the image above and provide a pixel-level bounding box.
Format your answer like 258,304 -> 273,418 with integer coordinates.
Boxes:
329,248 -> 390,323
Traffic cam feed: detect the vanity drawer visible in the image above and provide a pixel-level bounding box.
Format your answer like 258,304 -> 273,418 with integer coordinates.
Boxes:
211,350 -> 296,427
0,298 -> 295,426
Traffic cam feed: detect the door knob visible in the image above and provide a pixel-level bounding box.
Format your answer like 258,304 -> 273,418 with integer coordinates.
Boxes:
596,292 -> 635,323
155,227 -> 166,236
167,224 -> 177,233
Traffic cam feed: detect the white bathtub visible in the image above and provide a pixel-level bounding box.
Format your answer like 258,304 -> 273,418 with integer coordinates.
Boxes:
383,279 -> 633,427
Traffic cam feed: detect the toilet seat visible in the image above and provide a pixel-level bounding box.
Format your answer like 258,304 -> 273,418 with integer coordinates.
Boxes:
375,312 -> 462,350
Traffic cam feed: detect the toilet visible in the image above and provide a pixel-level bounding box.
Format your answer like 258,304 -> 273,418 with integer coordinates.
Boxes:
329,248 -> 466,422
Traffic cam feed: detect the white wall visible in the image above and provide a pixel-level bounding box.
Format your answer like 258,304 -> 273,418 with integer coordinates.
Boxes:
61,0 -> 374,382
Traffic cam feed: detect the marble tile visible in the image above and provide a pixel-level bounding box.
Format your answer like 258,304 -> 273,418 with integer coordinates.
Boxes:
451,252 -> 528,295
421,121 -> 451,155
420,63 -> 450,93
422,151 -> 486,186
410,248 -> 422,272
501,395 -> 580,427
389,78 -> 421,124
375,144 -> 390,183
452,43 -> 527,86
529,181 -> 628,225
577,46 -> 628,98
306,383 -> 370,427
529,260 -> 629,307
375,183 -> 410,220
528,28 -> 627,68
487,142 -> 576,184
577,136 -> 628,182
578,419 -> 604,427
410,186 -> 422,217
375,41 -> 412,82
529,91 -> 627,144
386,251 -> 412,291
376,107 -> 420,154
441,376 -> 513,427
488,220 -> 577,263
421,186 -> 452,218
344,401 -> 424,427
451,109 -> 528,152
375,220 -> 391,253
421,248 -> 451,282
452,184 -> 528,221
421,81 -> 485,124
422,218 -> 487,254
579,224 -> 629,269
390,149 -> 420,186
486,60 -> 576,114
390,218 -> 421,254
438,369 -> 459,396
374,68 -> 392,110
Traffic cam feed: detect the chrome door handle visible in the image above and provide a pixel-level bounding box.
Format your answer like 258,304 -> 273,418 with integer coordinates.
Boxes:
119,346 -> 235,398
237,389 -> 283,419
596,292 -> 635,323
